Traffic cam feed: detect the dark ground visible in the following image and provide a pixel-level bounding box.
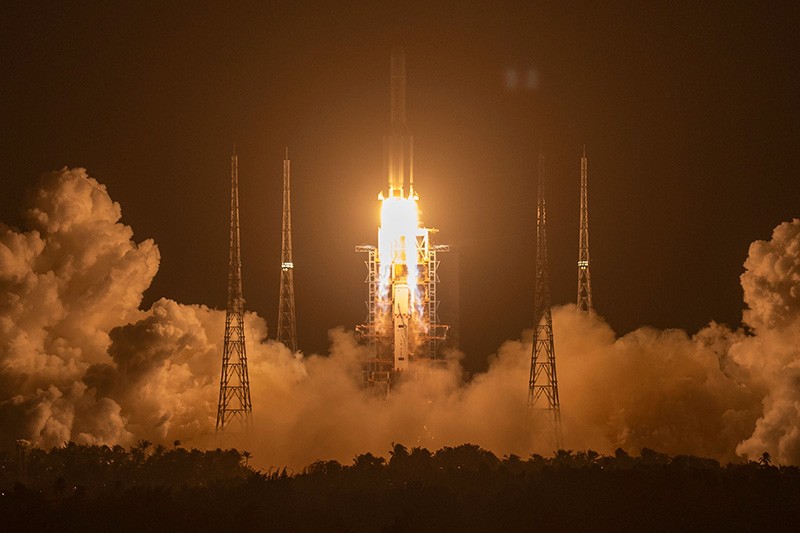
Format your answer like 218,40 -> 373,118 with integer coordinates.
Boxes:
2,442 -> 797,531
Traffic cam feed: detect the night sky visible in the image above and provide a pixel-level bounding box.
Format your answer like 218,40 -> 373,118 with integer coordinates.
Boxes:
2,2 -> 798,373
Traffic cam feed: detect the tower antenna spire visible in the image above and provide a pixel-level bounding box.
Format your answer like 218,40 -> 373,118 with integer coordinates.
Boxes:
528,152 -> 563,449
577,146 -> 593,312
277,148 -> 298,353
216,148 -> 253,432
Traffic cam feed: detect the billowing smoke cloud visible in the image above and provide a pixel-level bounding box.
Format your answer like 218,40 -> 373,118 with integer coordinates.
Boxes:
1,168 -> 799,468
734,220 -> 800,462
0,168 -> 157,447
556,314 -> 761,461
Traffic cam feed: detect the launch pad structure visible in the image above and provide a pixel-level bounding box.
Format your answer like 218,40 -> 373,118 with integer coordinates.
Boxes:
356,49 -> 449,393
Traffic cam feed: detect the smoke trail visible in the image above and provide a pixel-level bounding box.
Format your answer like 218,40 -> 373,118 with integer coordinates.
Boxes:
1,168 -> 799,468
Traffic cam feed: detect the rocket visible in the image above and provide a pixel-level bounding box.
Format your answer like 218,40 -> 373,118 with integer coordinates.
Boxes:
384,47 -> 416,371
359,47 -> 446,384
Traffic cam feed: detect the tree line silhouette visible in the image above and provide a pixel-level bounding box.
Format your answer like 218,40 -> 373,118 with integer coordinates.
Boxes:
2,441 -> 797,530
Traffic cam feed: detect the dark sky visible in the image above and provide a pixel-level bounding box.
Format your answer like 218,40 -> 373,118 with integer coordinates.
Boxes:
2,2 -> 799,373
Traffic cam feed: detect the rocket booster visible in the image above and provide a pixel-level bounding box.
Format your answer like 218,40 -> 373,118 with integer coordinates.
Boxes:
387,47 -> 413,197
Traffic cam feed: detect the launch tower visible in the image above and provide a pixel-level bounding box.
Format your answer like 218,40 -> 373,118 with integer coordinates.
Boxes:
216,148 -> 253,432
577,146 -> 593,312
528,153 -> 563,449
277,149 -> 298,352
356,48 -> 449,392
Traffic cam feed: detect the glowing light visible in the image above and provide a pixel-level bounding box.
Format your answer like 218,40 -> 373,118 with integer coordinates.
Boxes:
378,192 -> 421,291
375,189 -> 428,352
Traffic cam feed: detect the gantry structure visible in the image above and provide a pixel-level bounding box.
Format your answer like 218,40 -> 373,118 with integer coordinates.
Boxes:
528,153 -> 563,449
216,147 -> 253,432
277,148 -> 298,352
577,146 -> 593,312
356,239 -> 449,392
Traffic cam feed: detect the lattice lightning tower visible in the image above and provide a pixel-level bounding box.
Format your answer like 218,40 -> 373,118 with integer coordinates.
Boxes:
577,146 -> 593,312
528,153 -> 563,449
277,148 -> 298,353
216,147 -> 253,432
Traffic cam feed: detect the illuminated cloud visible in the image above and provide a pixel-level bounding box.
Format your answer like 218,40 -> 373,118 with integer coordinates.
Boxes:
0,168 -> 158,447
1,169 -> 799,468
735,219 -> 800,463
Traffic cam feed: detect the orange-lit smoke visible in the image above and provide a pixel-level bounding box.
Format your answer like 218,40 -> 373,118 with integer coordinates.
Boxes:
2,169 -> 800,470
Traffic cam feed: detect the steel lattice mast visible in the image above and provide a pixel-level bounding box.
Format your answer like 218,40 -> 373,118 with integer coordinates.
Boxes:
577,146 -> 593,312
276,148 -> 298,353
528,152 -> 563,449
216,147 -> 253,432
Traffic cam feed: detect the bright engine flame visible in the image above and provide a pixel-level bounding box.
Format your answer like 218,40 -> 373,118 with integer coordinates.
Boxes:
378,191 -> 422,305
